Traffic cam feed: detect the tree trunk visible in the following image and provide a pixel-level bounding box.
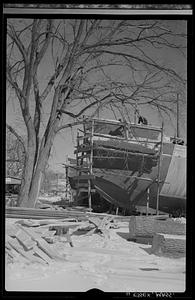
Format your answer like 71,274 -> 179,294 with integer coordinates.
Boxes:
18,136 -> 36,207
20,149 -> 49,208
27,169 -> 43,208
28,149 -> 49,208
23,121 -> 59,208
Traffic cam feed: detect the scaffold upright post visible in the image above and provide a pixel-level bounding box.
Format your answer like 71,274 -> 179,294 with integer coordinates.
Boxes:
88,120 -> 94,211
146,187 -> 150,216
156,122 -> 164,215
76,129 -> 80,204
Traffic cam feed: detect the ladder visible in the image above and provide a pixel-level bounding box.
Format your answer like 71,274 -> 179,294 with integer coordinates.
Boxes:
75,120 -> 95,211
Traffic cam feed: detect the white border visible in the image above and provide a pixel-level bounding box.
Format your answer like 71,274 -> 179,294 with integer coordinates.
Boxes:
3,8 -> 193,15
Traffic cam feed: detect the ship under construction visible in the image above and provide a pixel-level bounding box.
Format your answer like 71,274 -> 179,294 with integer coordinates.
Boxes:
67,117 -> 186,216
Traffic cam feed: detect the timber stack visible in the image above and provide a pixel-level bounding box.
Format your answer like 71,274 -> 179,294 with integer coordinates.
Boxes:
151,233 -> 186,256
5,215 -> 117,265
6,206 -> 130,221
5,220 -> 75,265
128,215 -> 186,256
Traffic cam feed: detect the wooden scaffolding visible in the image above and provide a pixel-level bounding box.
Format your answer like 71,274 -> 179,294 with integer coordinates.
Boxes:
74,118 -> 164,215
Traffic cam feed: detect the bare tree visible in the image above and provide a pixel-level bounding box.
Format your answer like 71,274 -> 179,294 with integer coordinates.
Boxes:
6,19 -> 186,207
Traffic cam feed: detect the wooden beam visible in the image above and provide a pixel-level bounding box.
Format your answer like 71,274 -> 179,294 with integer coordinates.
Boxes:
6,235 -> 46,264
128,216 -> 185,239
16,224 -> 64,261
73,175 -> 95,180
151,233 -> 186,255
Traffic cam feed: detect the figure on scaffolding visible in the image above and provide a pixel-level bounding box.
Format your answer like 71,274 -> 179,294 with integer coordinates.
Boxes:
109,119 -> 125,137
135,107 -> 148,125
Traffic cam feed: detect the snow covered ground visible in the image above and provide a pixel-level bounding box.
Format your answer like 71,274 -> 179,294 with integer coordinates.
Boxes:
5,221 -> 185,293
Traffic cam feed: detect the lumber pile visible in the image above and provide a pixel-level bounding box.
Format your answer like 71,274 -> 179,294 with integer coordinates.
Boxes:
6,206 -> 131,221
5,219 -> 77,265
151,233 -> 186,255
5,215 -> 116,264
5,207 -> 87,221
128,215 -> 186,239
128,215 -> 186,256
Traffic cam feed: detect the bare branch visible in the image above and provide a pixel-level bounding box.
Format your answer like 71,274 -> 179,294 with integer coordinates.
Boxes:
55,120 -> 85,133
7,24 -> 28,64
85,49 -> 185,83
58,93 -> 112,119
35,20 -> 53,67
6,124 -> 27,157
6,68 -> 26,110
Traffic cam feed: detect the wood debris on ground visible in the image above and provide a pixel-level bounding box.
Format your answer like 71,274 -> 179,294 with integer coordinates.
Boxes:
86,216 -> 117,238
5,219 -> 77,265
5,215 -> 117,265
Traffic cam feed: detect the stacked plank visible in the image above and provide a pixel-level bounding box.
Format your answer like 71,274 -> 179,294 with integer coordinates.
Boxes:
128,215 -> 186,256
6,207 -> 87,220
151,233 -> 186,255
5,221 -> 74,265
6,207 -> 131,222
129,215 -> 185,238
5,215 -> 116,264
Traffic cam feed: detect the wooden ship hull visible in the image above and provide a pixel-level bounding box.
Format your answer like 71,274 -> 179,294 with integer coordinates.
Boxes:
69,119 -> 186,215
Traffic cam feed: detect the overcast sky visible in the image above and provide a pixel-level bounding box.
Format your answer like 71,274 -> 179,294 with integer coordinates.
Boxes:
6,18 -> 187,172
